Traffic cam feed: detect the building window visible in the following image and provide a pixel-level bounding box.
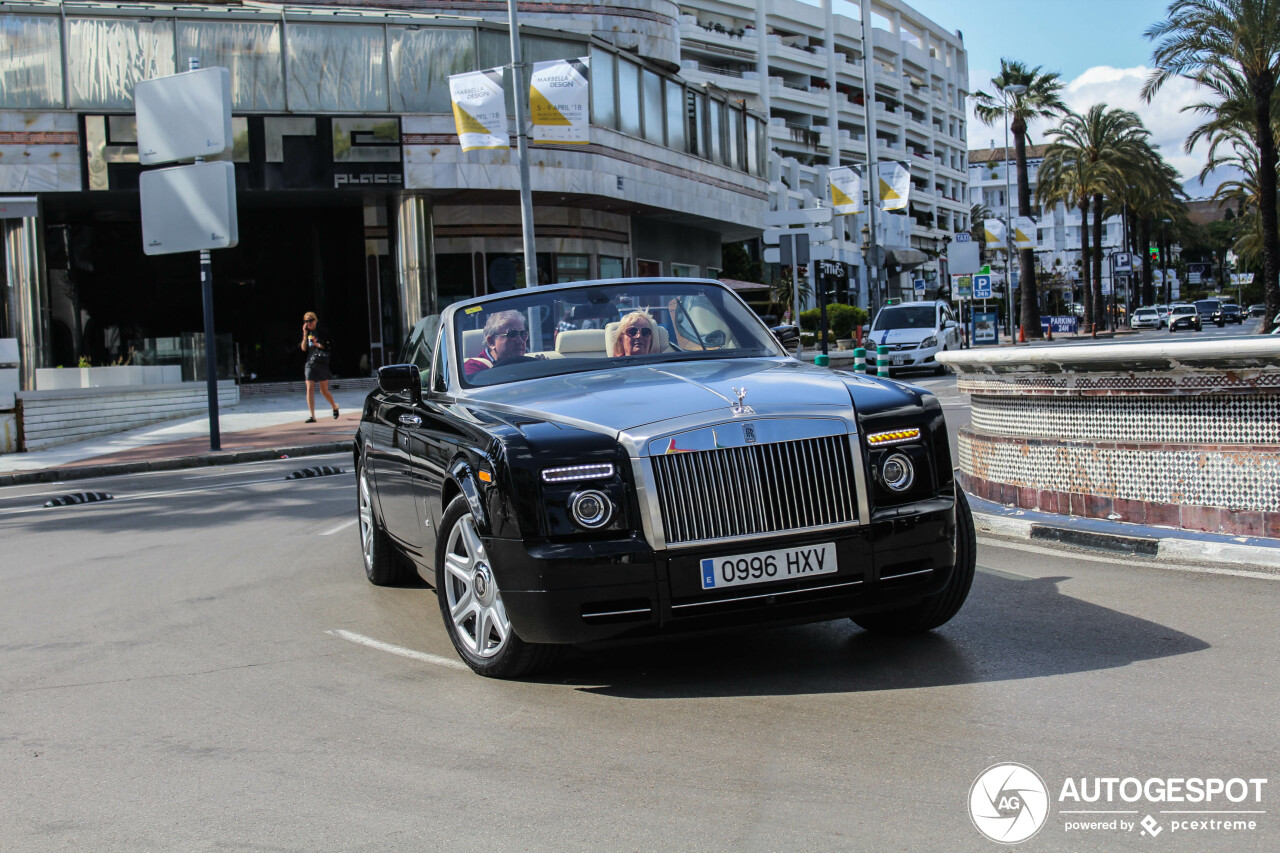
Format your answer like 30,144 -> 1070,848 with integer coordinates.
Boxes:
1,15 -> 64,109
599,256 -> 625,279
555,254 -> 590,283
618,59 -> 641,137
664,79 -> 685,152
671,263 -> 698,277
590,47 -> 616,130
642,69 -> 664,144
388,26 -> 476,114
708,99 -> 723,165
637,259 -> 661,277
178,20 -> 284,111
67,17 -> 175,109
287,24 -> 387,112
727,107 -> 742,171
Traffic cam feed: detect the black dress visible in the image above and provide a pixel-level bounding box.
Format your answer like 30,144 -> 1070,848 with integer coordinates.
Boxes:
304,325 -> 333,381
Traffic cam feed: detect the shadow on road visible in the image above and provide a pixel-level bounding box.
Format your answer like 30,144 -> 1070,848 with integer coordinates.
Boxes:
558,569 -> 1209,698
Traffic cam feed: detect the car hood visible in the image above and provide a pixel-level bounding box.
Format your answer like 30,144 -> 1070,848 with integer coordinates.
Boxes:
462,358 -> 861,437
868,327 -> 936,347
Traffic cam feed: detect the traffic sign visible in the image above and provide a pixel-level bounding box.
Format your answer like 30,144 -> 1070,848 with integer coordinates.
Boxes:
953,231 -> 972,243
913,278 -> 926,295
764,244 -> 835,263
972,274 -> 992,299
763,207 -> 833,226
762,226 -> 833,245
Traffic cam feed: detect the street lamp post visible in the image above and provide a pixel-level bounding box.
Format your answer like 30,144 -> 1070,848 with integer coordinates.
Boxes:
1002,83 -> 1027,341
1161,217 -> 1171,305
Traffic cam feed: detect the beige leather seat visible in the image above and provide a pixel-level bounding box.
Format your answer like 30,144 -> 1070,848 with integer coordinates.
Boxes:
461,328 -> 486,359
554,328 -> 607,358
604,321 -> 671,354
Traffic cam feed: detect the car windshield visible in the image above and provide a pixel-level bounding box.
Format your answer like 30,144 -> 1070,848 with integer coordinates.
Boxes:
453,280 -> 785,388
1135,309 -> 1156,316
1194,300 -> 1219,311
872,304 -> 935,331
1171,306 -> 1195,315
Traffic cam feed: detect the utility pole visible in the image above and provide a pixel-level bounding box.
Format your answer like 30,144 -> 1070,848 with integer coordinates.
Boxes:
508,0 -> 538,288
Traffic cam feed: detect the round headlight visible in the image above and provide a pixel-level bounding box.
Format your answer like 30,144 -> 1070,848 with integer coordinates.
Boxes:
880,452 -> 915,492
570,489 -> 613,529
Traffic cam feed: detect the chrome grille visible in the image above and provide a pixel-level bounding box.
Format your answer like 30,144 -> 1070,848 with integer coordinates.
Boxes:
650,435 -> 858,546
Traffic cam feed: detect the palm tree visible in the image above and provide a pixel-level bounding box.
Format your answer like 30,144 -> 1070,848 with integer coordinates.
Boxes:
1039,105 -> 1152,332
1145,0 -> 1280,332
1038,149 -> 1095,327
969,201 -> 992,266
973,59 -> 1068,339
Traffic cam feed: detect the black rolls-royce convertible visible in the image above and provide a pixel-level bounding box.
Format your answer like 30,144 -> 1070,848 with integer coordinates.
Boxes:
356,278 -> 974,678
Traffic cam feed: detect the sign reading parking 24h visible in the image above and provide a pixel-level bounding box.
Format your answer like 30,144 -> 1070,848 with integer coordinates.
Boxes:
968,763 -> 1269,844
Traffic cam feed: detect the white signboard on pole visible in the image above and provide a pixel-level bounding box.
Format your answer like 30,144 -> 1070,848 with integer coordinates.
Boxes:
828,166 -> 863,215
983,218 -> 1007,249
530,57 -> 590,144
135,67 -> 233,165
449,67 -> 508,151
140,161 -> 238,255
877,161 -> 910,211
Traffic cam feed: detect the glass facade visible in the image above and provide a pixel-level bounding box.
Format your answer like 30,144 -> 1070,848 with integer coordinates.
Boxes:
177,20 -> 284,111
1,15 -> 62,108
0,10 -> 765,179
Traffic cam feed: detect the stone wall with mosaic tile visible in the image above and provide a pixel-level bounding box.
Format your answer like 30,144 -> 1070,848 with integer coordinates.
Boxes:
939,339 -> 1280,538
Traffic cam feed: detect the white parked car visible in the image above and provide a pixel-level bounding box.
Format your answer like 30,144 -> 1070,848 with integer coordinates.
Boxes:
1130,307 -> 1162,329
866,300 -> 962,375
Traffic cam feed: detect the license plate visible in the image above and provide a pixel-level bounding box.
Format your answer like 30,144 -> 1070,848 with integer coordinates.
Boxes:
891,355 -> 906,366
700,542 -> 837,590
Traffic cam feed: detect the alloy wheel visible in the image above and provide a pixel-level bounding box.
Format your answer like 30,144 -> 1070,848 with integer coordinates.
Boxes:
442,512 -> 511,659
358,469 -> 375,571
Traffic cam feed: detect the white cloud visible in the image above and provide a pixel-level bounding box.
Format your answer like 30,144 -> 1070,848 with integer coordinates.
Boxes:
965,65 -> 1214,187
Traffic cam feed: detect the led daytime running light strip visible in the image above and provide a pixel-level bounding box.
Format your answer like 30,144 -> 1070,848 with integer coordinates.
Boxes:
866,427 -> 921,446
541,463 -> 615,483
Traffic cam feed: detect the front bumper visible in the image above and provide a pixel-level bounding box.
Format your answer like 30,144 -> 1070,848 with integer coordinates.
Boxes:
877,346 -> 941,369
489,498 -> 957,644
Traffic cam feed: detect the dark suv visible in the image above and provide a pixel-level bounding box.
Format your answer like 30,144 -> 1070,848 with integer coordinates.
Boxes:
1195,299 -> 1225,327
1221,303 -> 1243,324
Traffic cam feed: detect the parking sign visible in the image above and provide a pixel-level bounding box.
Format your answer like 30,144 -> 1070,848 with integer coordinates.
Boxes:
972,274 -> 992,299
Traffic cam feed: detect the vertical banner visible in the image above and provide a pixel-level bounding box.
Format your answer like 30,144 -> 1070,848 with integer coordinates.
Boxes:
828,166 -> 863,214
448,67 -> 508,151
530,57 -> 590,144
877,161 -> 910,211
1014,216 -> 1037,249
983,218 -> 1007,249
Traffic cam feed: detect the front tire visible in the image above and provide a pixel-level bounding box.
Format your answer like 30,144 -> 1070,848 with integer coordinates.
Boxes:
358,459 -> 410,586
435,496 -> 559,678
851,489 -> 976,634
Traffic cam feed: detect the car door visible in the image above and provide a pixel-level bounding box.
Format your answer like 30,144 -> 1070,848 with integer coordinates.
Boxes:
376,319 -> 439,553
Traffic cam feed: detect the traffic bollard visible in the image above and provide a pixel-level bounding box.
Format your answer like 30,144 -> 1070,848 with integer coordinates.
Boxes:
877,345 -> 891,378
853,347 -> 866,372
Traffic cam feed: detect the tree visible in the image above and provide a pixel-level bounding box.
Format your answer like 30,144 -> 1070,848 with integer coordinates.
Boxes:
973,59 -> 1068,339
1039,105 -> 1153,332
1145,0 -> 1280,332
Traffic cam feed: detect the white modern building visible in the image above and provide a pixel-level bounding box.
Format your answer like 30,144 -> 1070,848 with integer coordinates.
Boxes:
968,143 -> 1128,304
678,0 -> 971,305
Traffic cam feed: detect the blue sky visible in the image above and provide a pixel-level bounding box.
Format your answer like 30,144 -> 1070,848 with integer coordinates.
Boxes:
901,0 -> 1172,82
823,0 -> 1215,188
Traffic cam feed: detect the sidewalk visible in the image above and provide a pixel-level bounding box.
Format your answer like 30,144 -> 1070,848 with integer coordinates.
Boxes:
0,387 -> 369,486
969,494 -> 1280,575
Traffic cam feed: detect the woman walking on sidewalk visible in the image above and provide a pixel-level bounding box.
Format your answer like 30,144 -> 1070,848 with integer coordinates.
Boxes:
301,311 -> 338,423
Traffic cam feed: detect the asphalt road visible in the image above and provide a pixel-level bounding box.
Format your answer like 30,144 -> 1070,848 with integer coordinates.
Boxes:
1,456 -> 1275,851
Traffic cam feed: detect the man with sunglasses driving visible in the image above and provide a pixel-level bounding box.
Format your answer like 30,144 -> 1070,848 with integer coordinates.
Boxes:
611,310 -> 658,357
465,309 -> 530,376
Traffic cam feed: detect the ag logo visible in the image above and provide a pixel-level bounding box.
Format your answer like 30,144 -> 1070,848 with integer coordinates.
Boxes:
969,763 -> 1050,844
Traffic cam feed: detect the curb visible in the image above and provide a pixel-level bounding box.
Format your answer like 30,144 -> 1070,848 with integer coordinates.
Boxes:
0,441 -> 355,487
968,493 -> 1280,574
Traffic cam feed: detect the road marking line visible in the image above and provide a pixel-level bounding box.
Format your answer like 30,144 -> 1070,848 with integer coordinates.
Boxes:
320,518 -> 357,536
326,629 -> 468,671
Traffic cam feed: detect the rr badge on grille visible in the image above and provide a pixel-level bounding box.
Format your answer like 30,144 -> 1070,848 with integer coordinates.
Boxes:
743,423 -> 758,444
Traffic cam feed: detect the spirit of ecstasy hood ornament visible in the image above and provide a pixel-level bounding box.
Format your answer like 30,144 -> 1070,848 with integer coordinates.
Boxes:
730,386 -> 753,415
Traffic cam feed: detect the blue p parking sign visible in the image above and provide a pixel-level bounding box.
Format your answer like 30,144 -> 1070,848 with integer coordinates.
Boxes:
972,274 -> 992,299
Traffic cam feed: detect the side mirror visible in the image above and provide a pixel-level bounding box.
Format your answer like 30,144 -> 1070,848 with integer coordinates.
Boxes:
703,329 -> 727,348
378,364 -> 422,404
